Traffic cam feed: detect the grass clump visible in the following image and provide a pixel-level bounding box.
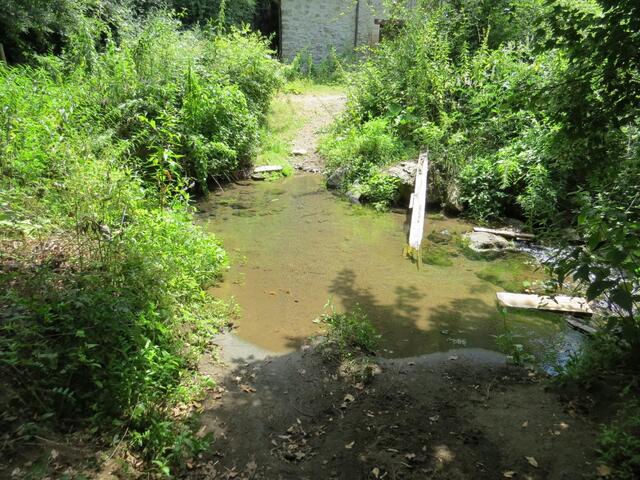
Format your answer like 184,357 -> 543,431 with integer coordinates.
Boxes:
318,306 -> 381,385
320,307 -> 380,357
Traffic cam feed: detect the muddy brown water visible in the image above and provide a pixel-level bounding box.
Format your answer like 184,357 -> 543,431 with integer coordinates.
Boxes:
197,174 -> 575,361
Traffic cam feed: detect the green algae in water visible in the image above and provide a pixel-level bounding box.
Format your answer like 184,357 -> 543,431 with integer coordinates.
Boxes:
476,254 -> 542,292
421,244 -> 454,267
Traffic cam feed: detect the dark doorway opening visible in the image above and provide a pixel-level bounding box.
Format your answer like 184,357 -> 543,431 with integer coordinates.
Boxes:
254,0 -> 281,57
376,19 -> 406,43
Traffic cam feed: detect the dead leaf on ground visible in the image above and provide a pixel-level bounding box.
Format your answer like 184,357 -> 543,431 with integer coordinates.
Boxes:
596,464 -> 612,477
525,456 -> 538,468
345,441 -> 355,449
503,471 -> 516,478
240,384 -> 256,394
371,467 -> 380,478
521,421 -> 528,428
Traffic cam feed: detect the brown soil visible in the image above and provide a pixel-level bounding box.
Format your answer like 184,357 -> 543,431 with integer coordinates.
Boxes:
287,92 -> 346,172
188,336 -> 599,480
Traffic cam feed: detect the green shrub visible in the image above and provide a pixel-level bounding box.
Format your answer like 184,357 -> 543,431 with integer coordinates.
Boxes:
182,74 -> 259,182
360,172 -> 401,210
320,307 -> 380,356
204,27 -> 283,118
0,7 -> 279,474
598,397 -> 640,480
321,118 -> 411,205
458,156 -> 506,221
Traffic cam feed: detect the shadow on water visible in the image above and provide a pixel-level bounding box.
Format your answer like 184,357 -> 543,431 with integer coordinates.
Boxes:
198,174 -> 575,361
327,268 -> 507,355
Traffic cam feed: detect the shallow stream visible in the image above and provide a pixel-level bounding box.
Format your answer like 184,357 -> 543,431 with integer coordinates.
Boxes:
197,174 -> 578,363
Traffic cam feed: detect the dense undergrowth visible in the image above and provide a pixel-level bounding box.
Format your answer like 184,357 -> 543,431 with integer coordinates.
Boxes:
321,1 -> 639,476
0,5 -> 281,475
323,1 -> 638,225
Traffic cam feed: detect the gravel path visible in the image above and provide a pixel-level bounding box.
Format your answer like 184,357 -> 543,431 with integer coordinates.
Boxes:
287,92 -> 346,173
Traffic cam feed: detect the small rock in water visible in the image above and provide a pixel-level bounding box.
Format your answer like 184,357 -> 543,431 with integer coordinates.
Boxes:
292,148 -> 308,156
327,167 -> 347,189
428,230 -> 452,245
346,181 -> 363,204
465,232 -> 512,252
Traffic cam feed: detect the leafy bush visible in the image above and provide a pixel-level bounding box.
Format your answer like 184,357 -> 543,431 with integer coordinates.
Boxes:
598,397 -> 640,480
458,156 -> 506,221
320,307 -> 380,356
552,164 -> 640,350
321,118 -> 411,206
285,47 -> 352,85
360,172 -> 401,210
204,27 -> 284,118
323,2 -> 619,226
0,7 -> 278,474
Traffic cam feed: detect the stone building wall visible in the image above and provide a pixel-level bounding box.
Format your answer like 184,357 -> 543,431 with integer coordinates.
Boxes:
280,0 -> 388,62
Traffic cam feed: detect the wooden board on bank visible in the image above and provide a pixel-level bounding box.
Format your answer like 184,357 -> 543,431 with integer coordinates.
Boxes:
473,227 -> 536,240
496,292 -> 593,315
408,151 -> 430,252
566,316 -> 598,335
253,165 -> 283,174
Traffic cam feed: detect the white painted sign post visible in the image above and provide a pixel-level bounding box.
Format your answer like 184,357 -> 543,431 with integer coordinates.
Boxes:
404,151 -> 429,266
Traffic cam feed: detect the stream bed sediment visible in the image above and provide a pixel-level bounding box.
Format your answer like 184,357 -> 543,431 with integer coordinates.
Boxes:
197,174 -> 579,366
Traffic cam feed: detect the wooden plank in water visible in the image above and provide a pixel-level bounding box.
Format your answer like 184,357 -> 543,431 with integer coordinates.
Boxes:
496,292 -> 593,315
473,227 -> 535,240
408,151 -> 429,251
566,316 -> 597,335
253,165 -> 283,174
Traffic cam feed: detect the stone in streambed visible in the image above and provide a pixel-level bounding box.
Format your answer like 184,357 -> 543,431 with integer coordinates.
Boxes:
326,167 -> 347,189
464,231 -> 512,252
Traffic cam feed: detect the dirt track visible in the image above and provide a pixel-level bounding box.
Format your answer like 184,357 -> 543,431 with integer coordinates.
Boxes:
192,336 -> 598,479
287,91 -> 346,173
